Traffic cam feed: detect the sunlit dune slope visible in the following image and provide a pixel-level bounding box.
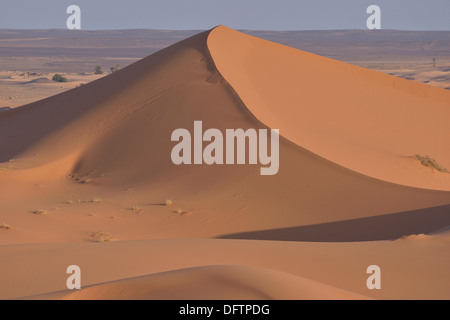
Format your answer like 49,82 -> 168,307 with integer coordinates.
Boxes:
208,25 -> 450,191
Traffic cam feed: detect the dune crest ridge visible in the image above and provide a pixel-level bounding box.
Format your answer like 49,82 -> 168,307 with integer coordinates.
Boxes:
25,265 -> 370,300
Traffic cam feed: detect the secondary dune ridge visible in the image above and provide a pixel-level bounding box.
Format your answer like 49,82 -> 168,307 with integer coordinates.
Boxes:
0,26 -> 449,300
27,265 -> 370,300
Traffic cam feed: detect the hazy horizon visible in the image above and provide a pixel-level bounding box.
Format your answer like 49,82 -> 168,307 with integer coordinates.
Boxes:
0,0 -> 449,31
2,27 -> 450,32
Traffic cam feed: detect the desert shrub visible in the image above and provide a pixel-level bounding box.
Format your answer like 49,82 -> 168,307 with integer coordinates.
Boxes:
110,64 -> 120,73
52,74 -> 68,82
94,66 -> 104,74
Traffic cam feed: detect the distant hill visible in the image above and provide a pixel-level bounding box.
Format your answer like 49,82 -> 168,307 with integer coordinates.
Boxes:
0,28 -> 449,72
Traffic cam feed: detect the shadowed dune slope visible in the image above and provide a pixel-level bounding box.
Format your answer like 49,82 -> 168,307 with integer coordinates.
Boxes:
208,25 -> 450,191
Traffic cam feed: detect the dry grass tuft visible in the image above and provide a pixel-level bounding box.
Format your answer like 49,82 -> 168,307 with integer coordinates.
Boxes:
32,209 -> 47,215
0,223 -> 12,230
91,232 -> 112,242
77,178 -> 92,184
174,208 -> 192,216
130,205 -> 143,213
413,154 -> 449,173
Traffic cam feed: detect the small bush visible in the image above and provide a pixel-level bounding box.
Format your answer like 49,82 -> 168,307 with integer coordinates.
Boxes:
94,66 -> 104,74
52,74 -> 68,82
110,64 -> 120,73
165,199 -> 173,206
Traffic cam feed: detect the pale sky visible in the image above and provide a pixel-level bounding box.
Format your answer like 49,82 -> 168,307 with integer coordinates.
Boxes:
0,0 -> 449,31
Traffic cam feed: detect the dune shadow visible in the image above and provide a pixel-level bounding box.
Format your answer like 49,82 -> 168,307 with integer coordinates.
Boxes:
218,204 -> 450,242
0,107 -> 11,112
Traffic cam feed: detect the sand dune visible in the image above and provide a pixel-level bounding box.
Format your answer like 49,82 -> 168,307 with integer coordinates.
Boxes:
0,26 -> 449,300
209,25 -> 450,191
26,265 -> 369,300
1,238 -> 447,300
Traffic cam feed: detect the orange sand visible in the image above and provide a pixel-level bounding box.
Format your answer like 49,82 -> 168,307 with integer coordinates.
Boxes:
0,26 -> 449,300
